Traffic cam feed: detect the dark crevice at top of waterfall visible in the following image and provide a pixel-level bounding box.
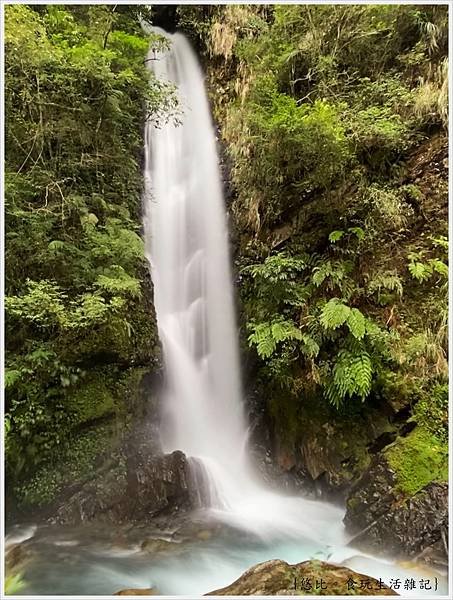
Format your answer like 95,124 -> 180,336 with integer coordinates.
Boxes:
151,5 -> 178,33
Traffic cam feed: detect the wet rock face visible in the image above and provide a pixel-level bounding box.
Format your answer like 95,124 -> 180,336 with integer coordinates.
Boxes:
206,559 -> 397,596
50,450 -> 194,525
344,456 -> 448,565
125,450 -> 192,519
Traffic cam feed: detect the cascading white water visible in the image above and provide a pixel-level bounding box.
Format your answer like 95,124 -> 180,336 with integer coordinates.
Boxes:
143,29 -> 346,544
143,28 -> 254,508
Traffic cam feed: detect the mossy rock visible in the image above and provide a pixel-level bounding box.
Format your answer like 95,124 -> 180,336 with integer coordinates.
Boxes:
269,390 -> 394,490
207,559 -> 397,595
14,366 -> 151,509
66,373 -> 119,426
385,427 -> 448,496
344,429 -> 448,558
14,421 -> 122,509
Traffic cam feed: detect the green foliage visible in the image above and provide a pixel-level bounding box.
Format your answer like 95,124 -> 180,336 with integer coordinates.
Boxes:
214,3 -> 447,422
228,81 -> 351,226
4,5 -> 170,479
215,4 -> 447,233
327,350 -> 373,407
244,249 -> 394,407
346,106 -> 413,165
407,253 -> 448,283
248,318 -> 302,359
320,299 -> 351,330
5,573 -> 26,595
366,271 -> 403,305
14,422 -> 121,508
414,384 -> 448,443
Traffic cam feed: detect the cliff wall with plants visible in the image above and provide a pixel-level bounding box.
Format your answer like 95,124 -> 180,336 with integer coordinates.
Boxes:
4,5 -> 176,510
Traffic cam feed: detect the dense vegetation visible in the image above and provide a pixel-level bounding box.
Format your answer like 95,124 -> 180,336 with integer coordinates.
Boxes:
178,4 -> 448,489
4,5 -> 175,496
4,4 -> 448,510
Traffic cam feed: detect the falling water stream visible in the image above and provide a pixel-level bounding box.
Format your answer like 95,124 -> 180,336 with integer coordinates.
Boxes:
142,27 -> 351,542
7,30 -> 447,597
143,27 -> 252,511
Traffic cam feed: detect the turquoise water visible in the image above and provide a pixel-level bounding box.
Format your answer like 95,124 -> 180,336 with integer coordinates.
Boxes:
7,518 -> 448,596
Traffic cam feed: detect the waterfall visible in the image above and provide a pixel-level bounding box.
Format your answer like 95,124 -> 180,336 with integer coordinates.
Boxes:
143,29 -> 254,508
143,29 -> 347,545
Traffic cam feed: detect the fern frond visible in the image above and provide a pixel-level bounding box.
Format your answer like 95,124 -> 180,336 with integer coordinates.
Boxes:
248,318 -> 302,359
271,320 -> 301,342
329,230 -> 344,243
301,333 -> 320,358
408,261 -> 430,282
248,322 -> 276,358
320,298 -> 350,330
347,307 -> 366,339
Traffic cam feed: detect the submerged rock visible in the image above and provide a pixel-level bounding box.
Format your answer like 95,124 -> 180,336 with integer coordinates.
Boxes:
140,537 -> 185,555
206,559 -> 397,595
5,542 -> 30,571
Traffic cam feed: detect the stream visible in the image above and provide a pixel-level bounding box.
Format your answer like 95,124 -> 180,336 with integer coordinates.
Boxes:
7,517 -> 447,596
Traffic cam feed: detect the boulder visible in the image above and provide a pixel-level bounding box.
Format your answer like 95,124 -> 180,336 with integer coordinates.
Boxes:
206,559 -> 397,595
344,455 -> 448,564
50,450 -> 194,525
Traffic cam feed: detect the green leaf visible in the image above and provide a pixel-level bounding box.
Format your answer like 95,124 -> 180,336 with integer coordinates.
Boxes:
429,259 -> 448,278
312,267 -> 327,286
329,230 -> 344,243
320,298 -> 351,330
5,369 -> 21,388
347,308 -> 366,339
5,573 -> 26,595
248,318 -> 303,359
301,334 -> 320,357
348,226 -> 365,240
331,349 -> 373,403
248,323 -> 274,358
408,261 -> 430,282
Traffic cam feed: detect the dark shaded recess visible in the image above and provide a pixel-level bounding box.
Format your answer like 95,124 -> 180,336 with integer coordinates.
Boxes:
367,432 -> 396,455
151,5 -> 178,32
391,403 -> 413,424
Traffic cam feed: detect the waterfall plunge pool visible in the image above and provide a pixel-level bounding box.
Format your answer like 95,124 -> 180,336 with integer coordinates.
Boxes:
7,511 -> 447,597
